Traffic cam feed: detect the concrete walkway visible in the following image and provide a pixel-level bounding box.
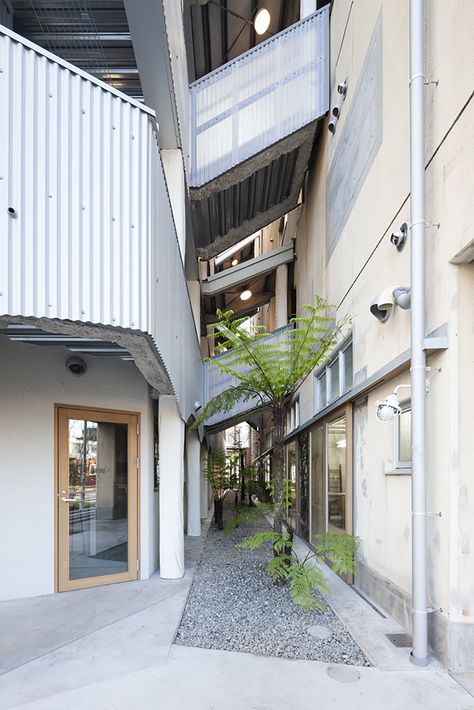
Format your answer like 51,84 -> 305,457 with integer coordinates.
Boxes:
0,525 -> 473,710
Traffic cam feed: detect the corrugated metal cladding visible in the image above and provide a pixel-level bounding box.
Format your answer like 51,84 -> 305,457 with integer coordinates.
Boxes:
193,148 -> 298,245
189,6 -> 329,188
149,156 -> 203,420
0,28 -> 202,420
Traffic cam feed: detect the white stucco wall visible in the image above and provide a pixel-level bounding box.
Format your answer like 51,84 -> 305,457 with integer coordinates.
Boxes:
0,335 -> 157,601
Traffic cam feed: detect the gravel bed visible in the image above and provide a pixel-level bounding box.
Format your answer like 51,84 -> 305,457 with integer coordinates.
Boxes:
175,506 -> 370,665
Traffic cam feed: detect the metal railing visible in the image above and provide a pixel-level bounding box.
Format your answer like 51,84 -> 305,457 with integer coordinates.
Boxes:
189,6 -> 329,187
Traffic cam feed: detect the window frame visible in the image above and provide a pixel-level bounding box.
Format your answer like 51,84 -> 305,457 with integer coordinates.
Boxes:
394,401 -> 412,470
314,338 -> 353,413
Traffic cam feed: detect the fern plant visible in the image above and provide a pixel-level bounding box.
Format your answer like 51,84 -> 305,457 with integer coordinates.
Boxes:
193,296 -> 348,535
238,528 -> 359,611
205,451 -> 237,530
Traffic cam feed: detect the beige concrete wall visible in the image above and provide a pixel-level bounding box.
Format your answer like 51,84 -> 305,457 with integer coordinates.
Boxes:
267,0 -> 474,669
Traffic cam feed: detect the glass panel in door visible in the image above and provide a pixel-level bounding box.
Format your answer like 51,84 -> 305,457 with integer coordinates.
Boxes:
58,408 -> 138,591
67,419 -> 129,580
326,415 -> 347,533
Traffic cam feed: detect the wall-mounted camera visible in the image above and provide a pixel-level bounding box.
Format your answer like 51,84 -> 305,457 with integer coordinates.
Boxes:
390,222 -> 408,251
66,356 -> 87,376
328,78 -> 348,134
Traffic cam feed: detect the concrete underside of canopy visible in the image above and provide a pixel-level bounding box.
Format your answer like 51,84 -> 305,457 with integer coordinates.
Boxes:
0,315 -> 173,398
190,122 -> 319,260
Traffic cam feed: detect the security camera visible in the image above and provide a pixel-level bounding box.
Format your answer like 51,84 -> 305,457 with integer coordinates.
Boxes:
390,223 -> 408,251
337,79 -> 348,97
66,356 -> 87,376
370,286 -> 395,323
375,393 -> 402,422
332,94 -> 344,119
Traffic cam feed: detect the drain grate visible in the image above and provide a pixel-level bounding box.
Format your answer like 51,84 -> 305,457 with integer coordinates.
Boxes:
386,633 -> 412,648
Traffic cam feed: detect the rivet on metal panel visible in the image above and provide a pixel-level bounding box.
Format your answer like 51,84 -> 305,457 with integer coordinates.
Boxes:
48,194 -> 53,198
112,317 -> 116,322
112,126 -> 116,130
112,217 -> 116,221
131,135 -> 135,140
81,109 -> 86,114
81,205 -> 86,210
131,224 -> 135,228
49,93 -> 53,98
0,292 -> 3,296
81,310 -> 85,315
131,322 -> 135,326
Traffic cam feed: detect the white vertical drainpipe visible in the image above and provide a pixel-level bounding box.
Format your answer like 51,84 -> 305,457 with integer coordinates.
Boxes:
409,0 -> 429,666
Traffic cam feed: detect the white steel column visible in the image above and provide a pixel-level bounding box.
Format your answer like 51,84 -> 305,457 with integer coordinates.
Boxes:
409,0 -> 429,666
300,0 -> 317,19
186,430 -> 201,536
159,395 -> 185,579
275,264 -> 288,329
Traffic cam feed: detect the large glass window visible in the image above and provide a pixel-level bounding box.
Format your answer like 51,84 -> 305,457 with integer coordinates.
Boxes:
315,339 -> 353,412
326,415 -> 347,532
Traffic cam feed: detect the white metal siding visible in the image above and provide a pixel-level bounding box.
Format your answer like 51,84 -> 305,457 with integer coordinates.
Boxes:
0,28 -> 203,420
189,7 -> 329,187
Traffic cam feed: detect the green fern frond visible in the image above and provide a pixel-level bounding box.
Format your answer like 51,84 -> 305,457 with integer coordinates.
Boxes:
288,562 -> 327,611
237,532 -> 280,550
314,533 -> 360,575
267,555 -> 292,582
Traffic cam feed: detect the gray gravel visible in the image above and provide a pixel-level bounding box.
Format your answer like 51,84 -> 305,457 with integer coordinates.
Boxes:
175,507 -> 370,665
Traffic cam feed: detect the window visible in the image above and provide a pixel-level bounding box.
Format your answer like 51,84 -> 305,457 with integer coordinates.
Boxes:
396,404 -> 412,469
286,400 -> 300,434
314,339 -> 353,412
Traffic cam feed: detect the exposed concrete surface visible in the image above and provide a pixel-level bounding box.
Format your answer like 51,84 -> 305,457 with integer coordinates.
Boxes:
1,522 -> 473,710
6,645 -> 474,710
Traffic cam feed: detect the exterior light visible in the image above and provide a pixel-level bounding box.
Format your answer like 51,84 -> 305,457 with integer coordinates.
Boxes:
254,8 -> 270,35
231,258 -> 239,266
376,384 -> 412,422
240,289 -> 252,301
375,393 -> 401,422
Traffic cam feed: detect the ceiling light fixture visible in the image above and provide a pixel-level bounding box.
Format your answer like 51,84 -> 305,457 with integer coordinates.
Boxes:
231,258 -> 239,266
240,289 -> 252,301
254,8 -> 271,35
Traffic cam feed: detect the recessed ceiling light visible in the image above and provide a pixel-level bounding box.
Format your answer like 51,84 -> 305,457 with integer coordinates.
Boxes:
254,8 -> 270,35
240,289 -> 252,301
231,258 -> 239,266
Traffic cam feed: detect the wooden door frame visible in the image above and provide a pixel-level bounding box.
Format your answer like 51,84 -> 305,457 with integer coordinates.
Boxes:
54,404 -> 140,592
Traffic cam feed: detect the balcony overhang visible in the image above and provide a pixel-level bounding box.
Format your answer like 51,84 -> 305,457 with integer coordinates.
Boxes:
189,7 -> 329,260
202,241 -> 294,297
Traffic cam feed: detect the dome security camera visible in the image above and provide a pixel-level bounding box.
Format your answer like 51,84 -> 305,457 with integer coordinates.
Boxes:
375,393 -> 402,422
390,223 -> 408,251
66,356 -> 87,376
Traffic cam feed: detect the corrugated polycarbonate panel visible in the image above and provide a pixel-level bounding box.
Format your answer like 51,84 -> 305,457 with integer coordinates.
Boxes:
0,29 -> 151,331
189,7 -> 329,187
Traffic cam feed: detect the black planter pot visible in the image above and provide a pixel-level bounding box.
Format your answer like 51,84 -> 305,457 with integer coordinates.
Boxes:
214,499 -> 224,530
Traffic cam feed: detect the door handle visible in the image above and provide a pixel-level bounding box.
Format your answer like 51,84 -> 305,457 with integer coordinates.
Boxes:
61,497 -> 77,503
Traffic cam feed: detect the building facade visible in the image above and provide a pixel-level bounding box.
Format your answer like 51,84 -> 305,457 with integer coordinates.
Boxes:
0,0 -> 473,675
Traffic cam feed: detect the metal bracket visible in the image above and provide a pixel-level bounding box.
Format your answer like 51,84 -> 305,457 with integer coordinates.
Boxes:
426,511 -> 442,517
426,222 -> 440,229
424,79 -> 439,86
427,607 -> 442,613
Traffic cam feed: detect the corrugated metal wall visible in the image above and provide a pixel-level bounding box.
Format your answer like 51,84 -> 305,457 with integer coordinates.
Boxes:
0,27 -> 202,420
189,6 -> 329,187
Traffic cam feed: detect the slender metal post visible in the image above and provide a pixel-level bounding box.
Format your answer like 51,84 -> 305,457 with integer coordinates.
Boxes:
409,0 -> 429,667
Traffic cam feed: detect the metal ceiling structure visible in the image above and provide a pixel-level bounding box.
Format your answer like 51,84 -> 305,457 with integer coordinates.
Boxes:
0,324 -> 134,359
9,0 -> 143,98
186,0 -> 299,81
